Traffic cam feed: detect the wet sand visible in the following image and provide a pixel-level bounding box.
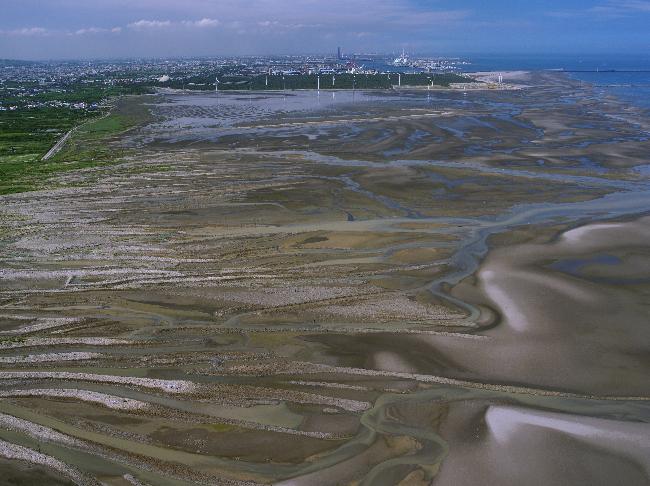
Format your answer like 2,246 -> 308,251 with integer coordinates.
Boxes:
1,72 -> 649,484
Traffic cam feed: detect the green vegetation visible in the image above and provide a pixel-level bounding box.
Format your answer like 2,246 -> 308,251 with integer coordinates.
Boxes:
0,87 -> 151,195
0,107 -> 87,194
41,96 -> 152,181
74,110 -> 140,141
249,73 -> 471,90
159,72 -> 472,91
0,82 -> 150,106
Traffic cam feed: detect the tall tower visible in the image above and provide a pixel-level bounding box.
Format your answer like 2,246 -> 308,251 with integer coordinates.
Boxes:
337,47 -> 342,60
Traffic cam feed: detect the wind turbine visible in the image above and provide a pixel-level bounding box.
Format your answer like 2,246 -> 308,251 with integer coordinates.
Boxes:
215,75 -> 221,93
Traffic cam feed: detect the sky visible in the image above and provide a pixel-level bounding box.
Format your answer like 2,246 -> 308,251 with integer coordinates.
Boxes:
2,0 -> 650,60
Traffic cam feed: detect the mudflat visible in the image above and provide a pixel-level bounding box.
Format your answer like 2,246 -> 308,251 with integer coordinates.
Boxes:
1,72 -> 649,485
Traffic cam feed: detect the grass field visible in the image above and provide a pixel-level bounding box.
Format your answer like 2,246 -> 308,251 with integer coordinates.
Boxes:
0,94 -> 152,195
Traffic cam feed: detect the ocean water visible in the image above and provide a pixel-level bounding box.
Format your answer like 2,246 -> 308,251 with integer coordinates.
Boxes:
568,71 -> 650,110
367,53 -> 650,110
465,54 -> 650,110
459,53 -> 650,71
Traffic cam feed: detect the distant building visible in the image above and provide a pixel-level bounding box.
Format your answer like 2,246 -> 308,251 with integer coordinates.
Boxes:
393,49 -> 409,67
337,47 -> 343,60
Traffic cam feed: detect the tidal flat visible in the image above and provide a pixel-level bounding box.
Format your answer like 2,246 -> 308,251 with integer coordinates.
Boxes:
1,71 -> 649,485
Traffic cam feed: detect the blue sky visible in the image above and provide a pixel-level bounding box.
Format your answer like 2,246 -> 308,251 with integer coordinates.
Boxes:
2,0 -> 650,59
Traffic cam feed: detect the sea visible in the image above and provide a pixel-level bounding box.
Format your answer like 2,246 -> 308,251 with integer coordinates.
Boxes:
370,53 -> 650,110
466,54 -> 650,110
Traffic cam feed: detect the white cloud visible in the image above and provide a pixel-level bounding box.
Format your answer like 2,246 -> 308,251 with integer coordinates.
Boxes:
128,18 -> 219,30
74,26 -> 121,35
183,18 -> 220,28
550,0 -> 650,20
109,1 -> 471,34
615,0 -> 650,11
2,25 -> 123,37
128,19 -> 172,29
75,27 -> 103,34
2,27 -> 49,36
256,20 -> 319,31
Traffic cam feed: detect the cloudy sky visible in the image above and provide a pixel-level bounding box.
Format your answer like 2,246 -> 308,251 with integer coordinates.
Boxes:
2,0 -> 650,60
